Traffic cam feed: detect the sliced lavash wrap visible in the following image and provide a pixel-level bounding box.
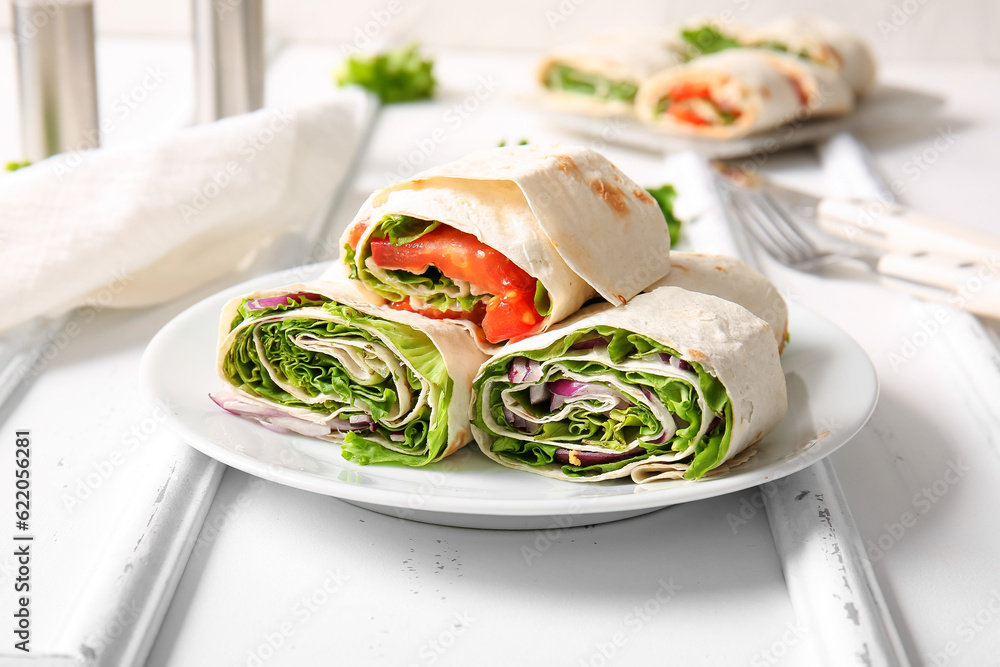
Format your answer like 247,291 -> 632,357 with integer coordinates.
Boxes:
213,276 -> 487,466
634,49 -> 806,139
756,50 -> 853,117
645,252 -> 789,352
537,29 -> 686,115
745,16 -> 876,96
340,144 -> 672,347
470,286 -> 787,483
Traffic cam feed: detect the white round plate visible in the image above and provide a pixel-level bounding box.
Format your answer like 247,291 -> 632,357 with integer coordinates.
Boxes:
535,84 -> 943,159
141,263 -> 878,530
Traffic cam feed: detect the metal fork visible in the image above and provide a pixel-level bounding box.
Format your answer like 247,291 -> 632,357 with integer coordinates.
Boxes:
712,171 -> 880,273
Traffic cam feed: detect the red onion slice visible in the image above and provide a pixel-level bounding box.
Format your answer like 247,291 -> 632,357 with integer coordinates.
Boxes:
509,357 -> 542,383
528,383 -> 550,405
548,379 -> 588,396
503,407 -> 539,434
570,337 -> 609,350
659,352 -> 692,372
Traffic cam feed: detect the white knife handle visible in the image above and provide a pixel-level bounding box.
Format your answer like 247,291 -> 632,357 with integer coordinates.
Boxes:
818,197 -> 1000,261
877,251 -> 1000,320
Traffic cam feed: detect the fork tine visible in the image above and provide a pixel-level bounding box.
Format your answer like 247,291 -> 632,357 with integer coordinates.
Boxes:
752,194 -> 819,264
720,187 -> 795,264
760,192 -> 822,258
740,192 -> 813,264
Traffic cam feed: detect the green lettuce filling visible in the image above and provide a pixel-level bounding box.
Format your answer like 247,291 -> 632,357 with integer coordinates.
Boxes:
544,64 -> 639,103
472,326 -> 732,480
644,184 -> 683,246
229,294 -> 330,332
222,302 -> 452,467
681,26 -> 740,57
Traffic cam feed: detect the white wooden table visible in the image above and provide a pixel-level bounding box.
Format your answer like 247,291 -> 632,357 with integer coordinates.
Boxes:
2,39 -> 999,667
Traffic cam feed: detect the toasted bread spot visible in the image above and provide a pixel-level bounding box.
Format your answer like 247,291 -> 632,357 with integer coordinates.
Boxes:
555,155 -> 580,177
687,349 -> 707,361
590,179 -> 629,216
714,265 -> 728,273
633,189 -> 655,205
614,293 -> 627,305
761,87 -> 771,100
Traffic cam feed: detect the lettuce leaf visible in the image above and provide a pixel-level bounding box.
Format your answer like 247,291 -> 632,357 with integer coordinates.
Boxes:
645,184 -> 682,246
222,302 -> 453,467
681,26 -> 740,57
334,44 -> 435,104
544,64 -> 639,103
380,214 -> 440,245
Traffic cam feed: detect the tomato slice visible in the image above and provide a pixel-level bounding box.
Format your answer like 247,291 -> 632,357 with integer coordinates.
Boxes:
666,104 -> 711,126
784,75 -> 809,107
368,224 -> 543,343
668,82 -> 711,102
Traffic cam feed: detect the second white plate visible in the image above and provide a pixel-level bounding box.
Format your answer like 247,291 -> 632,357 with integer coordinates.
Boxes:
537,84 -> 943,159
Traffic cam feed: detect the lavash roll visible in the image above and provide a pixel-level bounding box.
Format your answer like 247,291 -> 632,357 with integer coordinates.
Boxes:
645,252 -> 789,351
214,277 -> 487,466
746,16 -> 877,96
758,50 -> 854,117
537,29 -> 686,115
470,286 -> 787,483
634,49 -> 805,139
340,144 -> 672,348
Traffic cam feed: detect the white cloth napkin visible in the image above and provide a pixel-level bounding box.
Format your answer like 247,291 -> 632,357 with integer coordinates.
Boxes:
0,91 -> 375,333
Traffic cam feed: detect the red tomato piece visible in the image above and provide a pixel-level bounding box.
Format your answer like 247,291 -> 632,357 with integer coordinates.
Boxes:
666,104 -> 712,126
368,224 -> 543,343
668,82 -> 711,102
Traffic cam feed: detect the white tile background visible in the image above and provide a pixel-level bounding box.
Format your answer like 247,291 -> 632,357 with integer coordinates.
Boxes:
0,0 -> 996,63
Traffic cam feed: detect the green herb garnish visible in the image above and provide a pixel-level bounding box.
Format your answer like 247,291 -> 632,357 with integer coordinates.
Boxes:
335,44 -> 435,104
